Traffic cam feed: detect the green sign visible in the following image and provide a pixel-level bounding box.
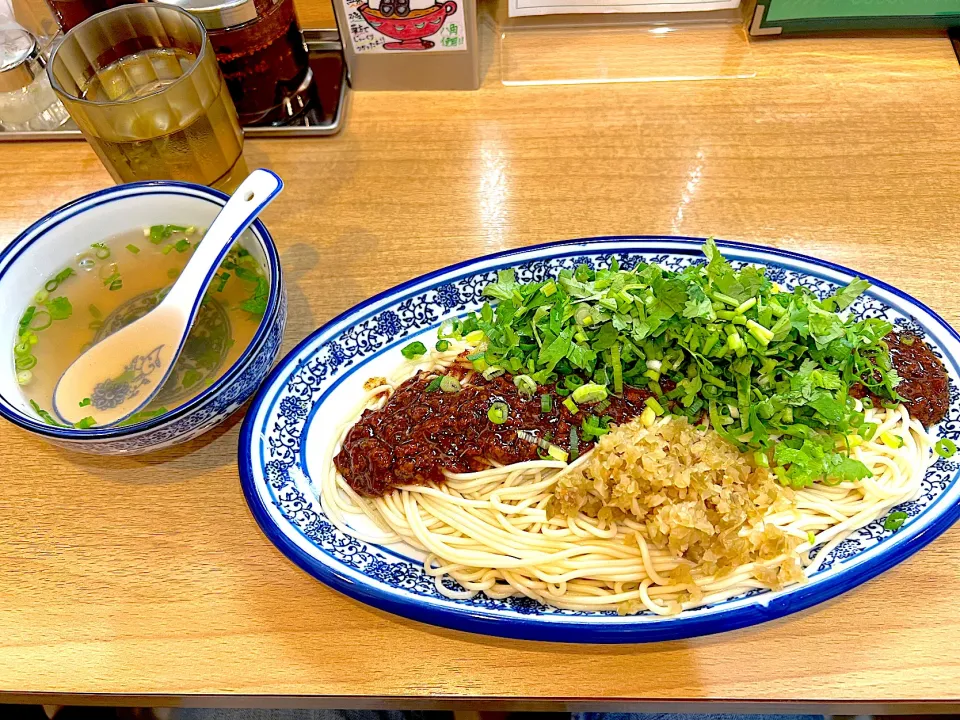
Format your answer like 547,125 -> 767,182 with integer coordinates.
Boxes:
751,0 -> 960,34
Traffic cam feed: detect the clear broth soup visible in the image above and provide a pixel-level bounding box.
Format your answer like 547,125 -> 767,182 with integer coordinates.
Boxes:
14,224 -> 269,428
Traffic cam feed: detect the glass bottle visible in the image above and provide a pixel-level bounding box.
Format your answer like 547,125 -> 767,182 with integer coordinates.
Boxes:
0,27 -> 69,131
158,0 -> 313,126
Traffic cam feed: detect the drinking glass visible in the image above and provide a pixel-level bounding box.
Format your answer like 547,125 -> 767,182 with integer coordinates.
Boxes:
47,3 -> 248,192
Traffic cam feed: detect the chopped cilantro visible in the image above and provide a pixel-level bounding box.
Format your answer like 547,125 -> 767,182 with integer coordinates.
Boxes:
46,296 -> 72,321
444,238 -> 902,487
239,276 -> 269,316
117,407 -> 169,427
883,511 -> 908,531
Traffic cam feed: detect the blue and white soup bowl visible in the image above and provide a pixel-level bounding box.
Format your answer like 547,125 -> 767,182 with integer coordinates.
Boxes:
0,181 -> 286,454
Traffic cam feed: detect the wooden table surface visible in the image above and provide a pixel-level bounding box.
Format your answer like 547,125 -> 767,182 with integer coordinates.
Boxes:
2,7 -> 960,711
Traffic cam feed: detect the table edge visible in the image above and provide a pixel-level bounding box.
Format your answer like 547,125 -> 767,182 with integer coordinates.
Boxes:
2,694 -> 959,713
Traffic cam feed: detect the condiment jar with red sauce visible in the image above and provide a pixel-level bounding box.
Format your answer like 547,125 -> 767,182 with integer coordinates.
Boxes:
44,0 -> 145,33
158,0 -> 312,126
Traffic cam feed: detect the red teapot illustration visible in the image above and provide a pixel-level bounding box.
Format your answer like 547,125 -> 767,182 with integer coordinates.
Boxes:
359,0 -> 458,50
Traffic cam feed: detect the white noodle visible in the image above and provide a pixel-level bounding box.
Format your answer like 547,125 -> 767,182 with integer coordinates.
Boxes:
319,344 -> 937,615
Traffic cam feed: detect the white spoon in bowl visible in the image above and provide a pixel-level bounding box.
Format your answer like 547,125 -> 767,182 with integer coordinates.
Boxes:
53,169 -> 283,428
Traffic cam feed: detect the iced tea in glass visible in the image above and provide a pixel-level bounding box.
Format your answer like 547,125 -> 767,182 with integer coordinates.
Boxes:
47,4 -> 248,192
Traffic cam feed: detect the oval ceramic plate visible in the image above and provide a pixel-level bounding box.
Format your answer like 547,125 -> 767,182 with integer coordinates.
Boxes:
239,237 -> 960,643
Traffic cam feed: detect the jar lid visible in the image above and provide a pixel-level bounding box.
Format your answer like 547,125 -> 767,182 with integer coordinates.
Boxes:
0,28 -> 42,94
155,0 -> 259,30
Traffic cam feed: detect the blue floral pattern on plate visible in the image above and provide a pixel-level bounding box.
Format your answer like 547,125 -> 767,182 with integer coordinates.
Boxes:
239,237 -> 960,643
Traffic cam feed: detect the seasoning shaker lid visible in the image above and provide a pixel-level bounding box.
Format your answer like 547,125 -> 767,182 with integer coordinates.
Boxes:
155,0 -> 258,30
0,27 -> 42,93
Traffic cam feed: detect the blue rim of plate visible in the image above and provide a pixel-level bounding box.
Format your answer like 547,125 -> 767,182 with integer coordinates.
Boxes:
239,235 -> 960,643
0,179 -> 283,440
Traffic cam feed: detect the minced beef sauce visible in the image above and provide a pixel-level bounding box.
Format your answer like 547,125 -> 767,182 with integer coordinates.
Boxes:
849,332 -> 950,427
333,373 -> 661,497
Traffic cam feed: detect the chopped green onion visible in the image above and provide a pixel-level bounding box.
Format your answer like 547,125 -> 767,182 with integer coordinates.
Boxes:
91,243 -> 110,260
440,375 -> 461,393
45,268 -> 75,293
541,394 -> 553,413
109,279 -> 122,291
28,311 -> 51,331
611,343 -> 623,394
14,340 -> 31,356
745,319 -> 774,346
541,281 -> 557,297
753,451 -> 769,468
18,306 -> 36,337
168,268 -> 180,280
425,376 -> 443,392
880,431 -> 904,449
89,320 -> 102,330
174,238 -> 191,253
79,397 -> 92,407
513,374 -> 537,397
74,417 -> 97,430
861,396 -> 874,409
16,370 -> 32,385
88,304 -> 101,319
861,422 -> 879,441
488,401 -> 509,424
571,383 -> 607,405
435,339 -> 451,352
883,511 -> 908,531
30,399 -> 65,427
807,531 -> 816,545
640,406 -> 656,427
935,438 -> 957,458
735,297 -> 758,315
401,341 -> 427,359
569,427 -> 579,461
482,366 -> 505,380
645,396 -> 665,415
33,290 -> 48,304
162,245 -> 174,255
464,329 -> 485,345
563,397 -> 579,415
126,244 -> 140,254
547,444 -> 569,462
